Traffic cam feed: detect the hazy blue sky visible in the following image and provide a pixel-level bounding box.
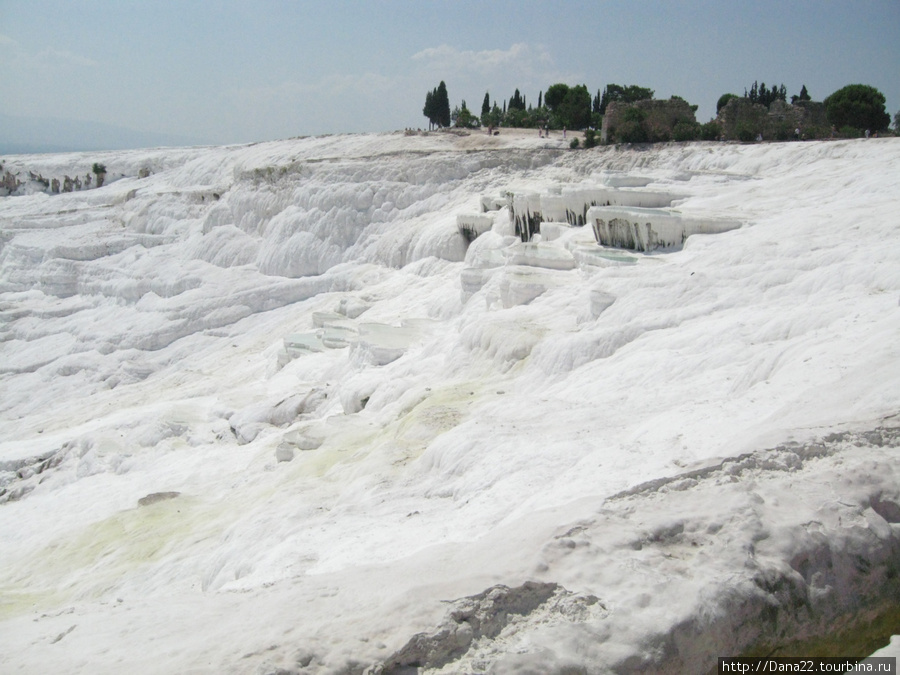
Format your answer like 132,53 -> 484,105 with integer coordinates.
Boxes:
1,0 -> 898,148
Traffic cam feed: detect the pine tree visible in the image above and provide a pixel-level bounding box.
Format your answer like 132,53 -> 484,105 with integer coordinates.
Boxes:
791,84 -> 810,104
824,84 -> 890,131
509,88 -> 525,111
436,81 -> 451,128
481,92 -> 490,118
538,91 -> 543,109
423,82 -> 452,128
423,90 -> 435,129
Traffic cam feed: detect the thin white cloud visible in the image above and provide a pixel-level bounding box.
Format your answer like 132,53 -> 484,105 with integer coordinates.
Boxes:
411,42 -> 553,75
231,71 -> 397,106
408,42 -> 573,102
317,72 -> 397,97
35,48 -> 98,68
0,38 -> 99,71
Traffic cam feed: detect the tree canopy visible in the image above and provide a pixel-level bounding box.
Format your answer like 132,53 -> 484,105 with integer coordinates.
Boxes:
423,81 -> 451,129
543,84 -> 570,112
508,88 -> 526,111
599,84 -> 654,115
744,81 -> 787,107
824,84 -> 890,132
791,85 -> 811,104
557,84 -> 591,130
453,100 -> 478,129
717,93 -> 738,113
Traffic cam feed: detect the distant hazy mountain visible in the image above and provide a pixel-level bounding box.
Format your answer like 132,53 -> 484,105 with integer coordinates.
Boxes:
0,112 -> 211,154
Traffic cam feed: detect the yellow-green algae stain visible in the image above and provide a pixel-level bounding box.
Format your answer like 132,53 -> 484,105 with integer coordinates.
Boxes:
280,380 -> 485,482
0,494 -> 224,619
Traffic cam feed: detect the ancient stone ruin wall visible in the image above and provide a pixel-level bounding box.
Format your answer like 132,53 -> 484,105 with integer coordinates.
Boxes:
717,98 -> 769,139
793,100 -> 828,127
718,98 -> 829,140
601,98 -> 697,143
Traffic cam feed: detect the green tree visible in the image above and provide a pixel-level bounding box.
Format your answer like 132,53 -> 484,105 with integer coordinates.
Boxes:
558,84 -> 592,130
894,109 -> 900,134
735,122 -> 756,143
435,81 -> 451,128
670,95 -> 698,113
615,107 -> 648,143
484,103 -> 502,128
744,81 -> 786,107
824,84 -> 890,132
423,89 -> 436,129
544,83 -> 570,112
717,93 -> 738,114
623,84 -> 654,102
599,84 -> 654,114
746,81 -> 758,103
672,121 -> 700,142
763,83 -> 786,107
481,92 -> 490,118
791,84 -> 811,103
423,82 -> 452,128
455,100 -> 478,128
700,120 -> 721,141
505,107 -> 529,128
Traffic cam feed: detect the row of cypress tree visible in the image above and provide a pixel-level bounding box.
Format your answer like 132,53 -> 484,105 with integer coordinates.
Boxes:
422,81 -> 451,129
425,82 -> 658,131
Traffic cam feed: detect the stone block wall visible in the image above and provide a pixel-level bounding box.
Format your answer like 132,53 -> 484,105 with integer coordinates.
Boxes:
718,98 -> 829,140
601,98 -> 697,143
